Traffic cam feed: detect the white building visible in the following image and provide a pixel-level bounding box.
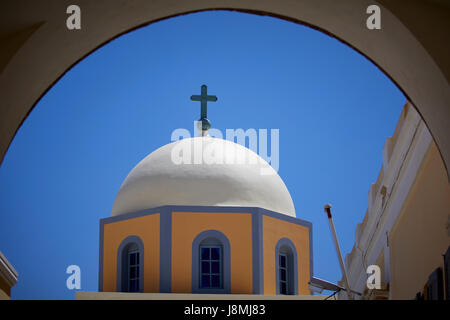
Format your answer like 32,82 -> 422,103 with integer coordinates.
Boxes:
339,102 -> 450,300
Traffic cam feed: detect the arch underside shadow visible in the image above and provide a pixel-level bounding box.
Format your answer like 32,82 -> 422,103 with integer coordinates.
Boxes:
1,1 -> 449,177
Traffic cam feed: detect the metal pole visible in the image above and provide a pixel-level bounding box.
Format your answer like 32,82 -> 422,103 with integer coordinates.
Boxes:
324,204 -> 354,299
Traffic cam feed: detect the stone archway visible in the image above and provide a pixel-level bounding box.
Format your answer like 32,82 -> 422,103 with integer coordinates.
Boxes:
1,0 -> 449,176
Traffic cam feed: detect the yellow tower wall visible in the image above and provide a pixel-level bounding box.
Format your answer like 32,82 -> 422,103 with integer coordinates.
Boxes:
171,211 -> 253,294
262,215 -> 311,295
101,213 -> 160,292
100,207 -> 312,296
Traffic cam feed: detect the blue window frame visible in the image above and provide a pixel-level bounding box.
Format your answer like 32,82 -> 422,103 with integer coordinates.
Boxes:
128,248 -> 140,292
116,236 -> 144,293
192,230 -> 230,294
275,238 -> 298,295
279,253 -> 288,294
200,246 -> 222,289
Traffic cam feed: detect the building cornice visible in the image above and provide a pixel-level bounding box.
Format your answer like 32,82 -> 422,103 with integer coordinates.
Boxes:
0,251 -> 18,287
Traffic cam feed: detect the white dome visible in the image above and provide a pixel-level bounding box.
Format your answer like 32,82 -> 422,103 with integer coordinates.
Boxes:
111,136 -> 295,217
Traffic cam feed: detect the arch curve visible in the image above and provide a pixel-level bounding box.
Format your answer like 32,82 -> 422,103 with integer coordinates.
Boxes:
1,1 -> 449,178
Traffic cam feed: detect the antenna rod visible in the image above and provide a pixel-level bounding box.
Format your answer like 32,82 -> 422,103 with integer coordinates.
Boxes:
323,204 -> 354,299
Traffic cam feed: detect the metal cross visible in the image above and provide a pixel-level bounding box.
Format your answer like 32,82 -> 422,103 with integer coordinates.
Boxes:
190,84 -> 218,120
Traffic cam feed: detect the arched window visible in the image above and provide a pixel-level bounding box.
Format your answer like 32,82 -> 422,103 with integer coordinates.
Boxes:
192,230 -> 231,294
117,235 -> 144,292
279,251 -> 289,294
200,238 -> 222,289
275,238 -> 298,295
126,243 -> 140,292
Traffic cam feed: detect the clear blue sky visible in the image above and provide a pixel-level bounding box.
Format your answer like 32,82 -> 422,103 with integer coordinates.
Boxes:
0,11 -> 404,299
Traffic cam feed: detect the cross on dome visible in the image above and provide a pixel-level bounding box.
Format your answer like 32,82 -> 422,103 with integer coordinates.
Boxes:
190,84 -> 218,134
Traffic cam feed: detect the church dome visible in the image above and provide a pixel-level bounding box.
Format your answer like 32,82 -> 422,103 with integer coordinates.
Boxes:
111,136 -> 295,217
